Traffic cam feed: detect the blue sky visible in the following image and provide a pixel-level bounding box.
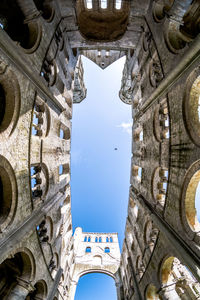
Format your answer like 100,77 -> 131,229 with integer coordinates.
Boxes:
71,55 -> 132,299
75,273 -> 117,300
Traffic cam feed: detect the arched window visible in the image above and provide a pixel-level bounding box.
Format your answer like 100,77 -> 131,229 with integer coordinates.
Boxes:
84,236 -> 87,242
105,247 -> 110,253
59,124 -> 70,140
59,165 -> 63,175
101,0 -> 107,9
86,247 -> 91,253
99,237 -> 102,242
31,163 -> 49,203
88,236 -> 91,242
86,0 -> 92,9
110,237 -> 113,242
106,237 -> 109,242
95,237 -> 98,242
59,164 -> 70,178
60,129 -> 64,139
115,0 -> 122,10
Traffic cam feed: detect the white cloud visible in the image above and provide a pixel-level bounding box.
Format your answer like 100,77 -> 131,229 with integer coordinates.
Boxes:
117,122 -> 132,135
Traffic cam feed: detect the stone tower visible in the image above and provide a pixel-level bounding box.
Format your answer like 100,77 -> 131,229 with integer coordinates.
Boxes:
68,227 -> 121,299
0,0 -> 200,299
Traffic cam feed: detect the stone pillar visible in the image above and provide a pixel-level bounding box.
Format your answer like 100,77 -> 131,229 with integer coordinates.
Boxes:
7,277 -> 34,300
115,281 -> 122,300
16,0 -> 39,20
68,280 -> 78,300
159,284 -> 180,300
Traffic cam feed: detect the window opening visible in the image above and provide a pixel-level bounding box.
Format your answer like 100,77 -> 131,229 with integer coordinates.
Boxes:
105,247 -> 110,253
31,165 -> 43,199
32,102 -> 45,137
115,0 -> 122,9
60,129 -> 64,139
86,0 -> 92,9
139,130 -> 143,141
110,237 -> 113,242
138,167 -> 142,179
99,237 -> 102,242
88,236 -> 91,242
59,165 -> 63,175
101,0 -> 107,9
84,236 -> 87,242
86,247 -> 91,253
106,237 -> 109,242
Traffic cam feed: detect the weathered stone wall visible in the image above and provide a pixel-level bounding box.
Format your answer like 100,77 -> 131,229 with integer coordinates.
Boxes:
1,0 -> 200,299
0,0 -> 77,298
120,0 -> 200,299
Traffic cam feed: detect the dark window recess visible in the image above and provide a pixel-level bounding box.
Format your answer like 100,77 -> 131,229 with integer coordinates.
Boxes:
33,0 -> 53,20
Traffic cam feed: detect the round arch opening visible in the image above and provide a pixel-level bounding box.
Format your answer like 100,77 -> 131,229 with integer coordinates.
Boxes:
75,272 -> 117,300
184,73 -> 200,146
76,0 -> 130,41
0,155 -> 17,231
0,0 -> 41,53
145,284 -> 160,300
0,70 -> 20,135
0,249 -> 35,298
33,0 -> 54,22
185,169 -> 200,232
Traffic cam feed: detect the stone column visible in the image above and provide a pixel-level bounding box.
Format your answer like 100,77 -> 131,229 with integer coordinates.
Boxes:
7,277 -> 34,300
159,284 -> 180,300
16,0 -> 39,20
68,280 -> 78,300
115,281 -> 122,300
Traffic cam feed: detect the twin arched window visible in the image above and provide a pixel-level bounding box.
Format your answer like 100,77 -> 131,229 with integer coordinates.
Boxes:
106,237 -> 113,242
95,237 -> 102,242
84,236 -> 91,242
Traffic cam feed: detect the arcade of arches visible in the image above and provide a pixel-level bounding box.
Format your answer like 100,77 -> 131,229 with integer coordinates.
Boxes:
0,0 -> 200,299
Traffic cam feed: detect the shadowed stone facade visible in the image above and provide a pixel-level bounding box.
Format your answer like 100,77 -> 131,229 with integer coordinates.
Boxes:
0,0 -> 200,299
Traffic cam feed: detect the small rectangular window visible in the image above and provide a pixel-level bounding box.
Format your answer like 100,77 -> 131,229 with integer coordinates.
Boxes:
59,165 -> 63,175
138,167 -> 142,179
139,130 -> 143,141
60,129 -> 64,139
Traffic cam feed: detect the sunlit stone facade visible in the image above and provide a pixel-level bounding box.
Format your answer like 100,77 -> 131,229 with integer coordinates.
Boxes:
68,227 -> 121,300
0,0 -> 200,299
